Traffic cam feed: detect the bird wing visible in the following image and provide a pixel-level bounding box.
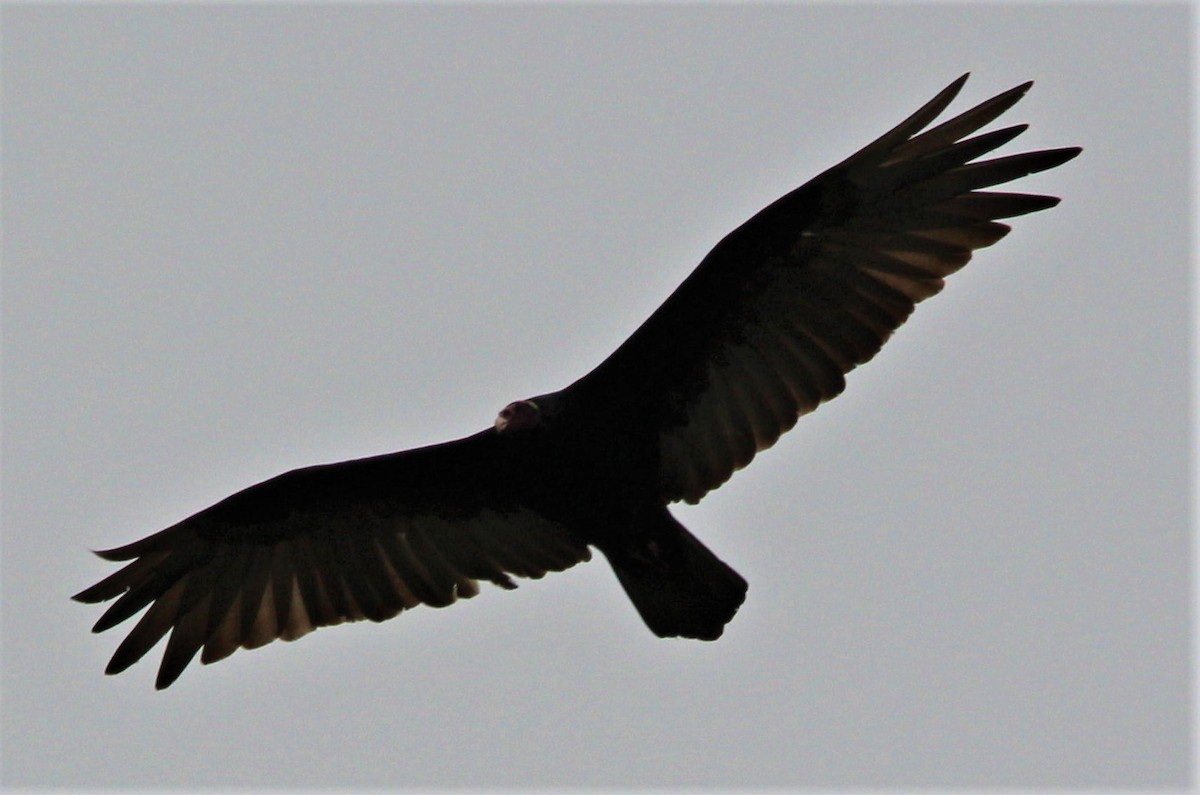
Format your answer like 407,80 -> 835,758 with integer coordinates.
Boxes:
73,431 -> 590,689
565,74 -> 1081,504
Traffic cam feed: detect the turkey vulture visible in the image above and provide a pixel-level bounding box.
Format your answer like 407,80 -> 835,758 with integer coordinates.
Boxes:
75,74 -> 1080,689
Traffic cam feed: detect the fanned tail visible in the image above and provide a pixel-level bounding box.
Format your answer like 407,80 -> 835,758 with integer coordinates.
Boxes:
601,508 -> 747,640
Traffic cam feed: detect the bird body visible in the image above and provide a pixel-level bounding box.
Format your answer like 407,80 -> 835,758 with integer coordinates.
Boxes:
76,74 -> 1081,688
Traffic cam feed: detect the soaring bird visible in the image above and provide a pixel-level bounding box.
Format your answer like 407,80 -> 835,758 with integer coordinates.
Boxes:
75,74 -> 1081,689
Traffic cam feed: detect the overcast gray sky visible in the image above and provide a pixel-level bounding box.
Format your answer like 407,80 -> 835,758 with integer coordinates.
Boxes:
2,3 -> 1191,789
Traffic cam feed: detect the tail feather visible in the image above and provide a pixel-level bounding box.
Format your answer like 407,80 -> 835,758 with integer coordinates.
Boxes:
601,509 -> 747,640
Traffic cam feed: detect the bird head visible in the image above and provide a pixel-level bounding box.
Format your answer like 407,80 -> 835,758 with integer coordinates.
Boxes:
494,399 -> 542,434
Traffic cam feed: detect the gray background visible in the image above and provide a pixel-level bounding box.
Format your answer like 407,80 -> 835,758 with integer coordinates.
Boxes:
2,4 -> 1191,789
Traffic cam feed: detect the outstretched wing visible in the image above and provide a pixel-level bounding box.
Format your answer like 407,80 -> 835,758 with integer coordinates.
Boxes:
566,74 -> 1081,504
73,431 -> 590,689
